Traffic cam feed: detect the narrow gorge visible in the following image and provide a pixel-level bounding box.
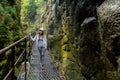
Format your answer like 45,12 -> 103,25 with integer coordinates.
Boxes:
0,0 -> 120,80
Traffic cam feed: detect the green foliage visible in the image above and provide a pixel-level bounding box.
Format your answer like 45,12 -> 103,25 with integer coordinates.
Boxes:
35,0 -> 44,7
0,2 -> 22,46
15,67 -> 19,77
21,0 -> 29,23
0,0 -> 23,79
0,0 -> 46,79
21,0 -> 45,33
27,0 -> 37,22
0,24 -> 12,47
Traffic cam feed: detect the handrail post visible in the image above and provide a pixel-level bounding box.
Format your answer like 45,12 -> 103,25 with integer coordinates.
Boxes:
0,35 -> 30,80
25,38 -> 27,80
29,37 -> 31,58
12,46 -> 15,80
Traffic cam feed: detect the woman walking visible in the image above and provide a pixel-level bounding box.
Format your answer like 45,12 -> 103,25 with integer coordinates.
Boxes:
30,27 -> 47,68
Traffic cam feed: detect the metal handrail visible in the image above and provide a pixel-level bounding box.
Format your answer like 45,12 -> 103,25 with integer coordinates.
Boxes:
0,34 -> 30,80
0,35 -> 28,54
3,49 -> 25,80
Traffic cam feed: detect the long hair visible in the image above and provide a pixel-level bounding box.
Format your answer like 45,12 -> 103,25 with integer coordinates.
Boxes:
39,30 -> 44,36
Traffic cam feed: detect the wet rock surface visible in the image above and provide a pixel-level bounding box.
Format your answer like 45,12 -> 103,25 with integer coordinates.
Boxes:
41,0 -> 120,80
97,0 -> 120,79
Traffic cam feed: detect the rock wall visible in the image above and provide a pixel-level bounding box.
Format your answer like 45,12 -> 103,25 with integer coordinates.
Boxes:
41,0 -> 120,80
97,0 -> 120,79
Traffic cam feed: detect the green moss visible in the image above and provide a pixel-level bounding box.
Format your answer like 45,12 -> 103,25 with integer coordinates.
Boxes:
15,67 -> 19,77
0,60 -> 7,66
61,35 -> 68,44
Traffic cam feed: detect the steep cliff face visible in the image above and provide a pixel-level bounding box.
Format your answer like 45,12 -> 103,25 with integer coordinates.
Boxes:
42,0 -> 120,80
97,0 -> 120,79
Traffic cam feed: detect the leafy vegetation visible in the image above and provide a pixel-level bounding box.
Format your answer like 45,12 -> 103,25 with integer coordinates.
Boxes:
0,0 -> 22,79
27,0 -> 37,22
21,0 -> 45,33
0,0 -> 45,79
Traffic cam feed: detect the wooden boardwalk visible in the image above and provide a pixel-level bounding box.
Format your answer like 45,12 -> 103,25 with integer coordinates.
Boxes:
27,44 -> 63,80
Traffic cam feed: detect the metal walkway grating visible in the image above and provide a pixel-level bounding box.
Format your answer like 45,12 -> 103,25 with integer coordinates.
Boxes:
27,44 -> 63,80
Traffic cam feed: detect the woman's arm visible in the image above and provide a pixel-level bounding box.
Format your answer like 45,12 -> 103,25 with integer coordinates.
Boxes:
30,35 -> 37,41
